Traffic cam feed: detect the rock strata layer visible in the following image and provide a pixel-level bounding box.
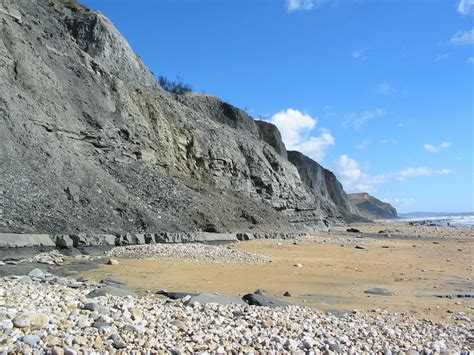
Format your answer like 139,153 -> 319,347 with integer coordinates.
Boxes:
0,0 -> 352,234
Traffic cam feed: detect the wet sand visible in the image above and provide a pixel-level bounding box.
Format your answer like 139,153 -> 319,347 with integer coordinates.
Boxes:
80,223 -> 473,321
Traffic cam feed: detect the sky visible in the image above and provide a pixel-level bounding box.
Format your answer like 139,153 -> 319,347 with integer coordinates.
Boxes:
80,0 -> 473,213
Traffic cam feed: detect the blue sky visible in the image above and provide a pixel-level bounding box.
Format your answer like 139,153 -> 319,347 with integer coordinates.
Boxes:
81,0 -> 473,213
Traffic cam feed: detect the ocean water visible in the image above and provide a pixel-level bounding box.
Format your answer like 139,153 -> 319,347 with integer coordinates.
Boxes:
399,214 -> 474,227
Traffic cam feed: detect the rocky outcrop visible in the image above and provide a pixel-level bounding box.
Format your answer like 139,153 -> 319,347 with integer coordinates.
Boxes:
0,0 -> 348,235
255,121 -> 288,159
348,193 -> 398,220
287,151 -> 359,220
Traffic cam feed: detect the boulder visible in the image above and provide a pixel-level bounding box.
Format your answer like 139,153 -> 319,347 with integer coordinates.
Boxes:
242,293 -> 289,308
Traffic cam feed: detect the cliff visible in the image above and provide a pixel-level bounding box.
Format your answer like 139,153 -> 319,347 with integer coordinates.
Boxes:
348,193 -> 398,220
287,151 -> 360,221
0,0 -> 351,234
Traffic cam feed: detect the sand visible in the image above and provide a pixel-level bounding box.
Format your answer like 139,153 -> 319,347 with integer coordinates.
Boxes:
79,222 -> 473,322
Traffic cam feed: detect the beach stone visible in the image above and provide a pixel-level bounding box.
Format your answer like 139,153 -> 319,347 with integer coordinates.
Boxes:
347,228 -> 361,233
101,278 -> 126,286
28,268 -> 45,279
242,293 -> 289,308
107,259 -> 119,265
184,293 -> 246,306
83,302 -> 99,311
283,291 -> 292,297
329,343 -> 342,352
113,341 -> 127,349
0,319 -> 13,331
92,321 -> 111,330
355,245 -> 367,250
364,288 -> 394,296
157,290 -> 198,299
294,263 -> 303,268
13,315 -> 30,328
22,335 -> 41,346
87,286 -> 136,298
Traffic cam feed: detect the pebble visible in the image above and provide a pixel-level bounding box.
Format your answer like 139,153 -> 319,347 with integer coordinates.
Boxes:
0,275 -> 469,353
22,335 -> 41,346
28,268 -> 45,279
107,243 -> 270,264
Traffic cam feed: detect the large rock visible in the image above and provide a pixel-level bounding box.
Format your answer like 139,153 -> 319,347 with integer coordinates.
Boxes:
87,285 -> 136,298
184,293 -> 246,306
242,293 -> 289,308
0,0 -> 349,235
0,234 -> 54,248
348,193 -> 398,220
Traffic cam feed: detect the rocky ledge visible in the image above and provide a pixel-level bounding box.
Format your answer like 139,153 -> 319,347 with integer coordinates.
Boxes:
0,275 -> 471,353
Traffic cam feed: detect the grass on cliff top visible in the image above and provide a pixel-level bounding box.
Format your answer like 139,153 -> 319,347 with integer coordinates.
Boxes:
49,0 -> 88,11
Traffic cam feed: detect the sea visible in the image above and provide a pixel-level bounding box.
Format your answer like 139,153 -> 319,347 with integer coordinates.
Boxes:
398,214 -> 474,227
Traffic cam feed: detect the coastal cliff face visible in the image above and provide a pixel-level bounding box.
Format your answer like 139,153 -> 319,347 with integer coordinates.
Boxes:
0,0 -> 350,234
254,123 -> 358,221
286,151 -> 360,220
348,193 -> 398,220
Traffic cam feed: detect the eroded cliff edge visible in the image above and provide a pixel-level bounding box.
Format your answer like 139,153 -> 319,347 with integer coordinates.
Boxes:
0,0 -> 354,234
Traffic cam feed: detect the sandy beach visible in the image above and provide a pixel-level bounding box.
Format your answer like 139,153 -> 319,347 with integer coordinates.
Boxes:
79,222 -> 473,321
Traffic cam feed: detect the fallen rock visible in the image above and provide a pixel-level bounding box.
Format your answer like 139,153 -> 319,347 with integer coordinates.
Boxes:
347,228 -> 361,233
87,285 -> 136,298
183,293 -> 246,306
364,288 -> 394,296
101,278 -> 126,286
242,293 -> 289,308
157,290 -> 199,300
28,268 -> 45,279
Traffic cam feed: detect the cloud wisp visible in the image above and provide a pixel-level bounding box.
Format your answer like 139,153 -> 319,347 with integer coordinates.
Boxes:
451,28 -> 474,45
458,0 -> 474,15
424,141 -> 452,153
376,83 -> 396,96
269,108 -> 335,162
342,108 -> 385,130
287,0 -> 314,12
435,53 -> 449,62
352,48 -> 367,61
333,154 -> 453,192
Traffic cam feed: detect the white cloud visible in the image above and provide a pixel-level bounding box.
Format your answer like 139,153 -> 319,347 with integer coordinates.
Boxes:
380,138 -> 398,144
451,28 -> 474,45
333,155 -> 454,192
376,83 -> 396,96
458,0 -> 474,15
269,108 -> 335,162
352,48 -> 367,60
287,0 -> 314,11
435,53 -> 449,62
292,129 -> 335,161
342,108 -> 385,130
424,141 -> 452,152
467,57 -> 474,63
333,154 -> 370,192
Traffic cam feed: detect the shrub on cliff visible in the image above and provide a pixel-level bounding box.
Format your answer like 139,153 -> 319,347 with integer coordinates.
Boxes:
158,76 -> 192,95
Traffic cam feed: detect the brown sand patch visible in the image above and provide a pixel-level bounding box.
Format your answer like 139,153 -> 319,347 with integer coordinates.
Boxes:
80,227 -> 473,322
